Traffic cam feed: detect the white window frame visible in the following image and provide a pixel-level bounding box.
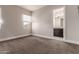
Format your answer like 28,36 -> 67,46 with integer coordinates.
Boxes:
22,14 -> 31,28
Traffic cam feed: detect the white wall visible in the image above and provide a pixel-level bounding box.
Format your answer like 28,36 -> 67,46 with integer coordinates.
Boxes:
32,5 -> 64,38
65,5 -> 79,42
1,5 -> 78,43
32,5 -> 79,43
0,5 -> 32,39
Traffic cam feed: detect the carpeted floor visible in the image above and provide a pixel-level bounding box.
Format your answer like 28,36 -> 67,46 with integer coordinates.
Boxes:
0,35 -> 79,54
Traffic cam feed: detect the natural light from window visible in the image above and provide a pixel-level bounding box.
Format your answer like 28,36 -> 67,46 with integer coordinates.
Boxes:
0,8 -> 3,29
22,14 -> 31,28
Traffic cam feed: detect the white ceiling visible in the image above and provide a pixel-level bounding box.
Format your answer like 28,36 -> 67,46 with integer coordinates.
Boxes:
18,5 -> 46,11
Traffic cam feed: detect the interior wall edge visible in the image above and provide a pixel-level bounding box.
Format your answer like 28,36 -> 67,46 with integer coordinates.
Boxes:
0,34 -> 32,42
32,34 -> 79,45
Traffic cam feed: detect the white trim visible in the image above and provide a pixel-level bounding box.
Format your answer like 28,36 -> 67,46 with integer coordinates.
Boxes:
0,34 -> 31,42
63,39 -> 79,45
33,34 -> 53,39
0,33 -> 79,45
33,34 -> 79,45
63,6 -> 66,41
33,34 -> 63,40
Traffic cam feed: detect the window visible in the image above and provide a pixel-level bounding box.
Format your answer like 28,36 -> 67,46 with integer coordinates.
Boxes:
22,14 -> 31,28
22,14 -> 31,25
0,8 -> 3,29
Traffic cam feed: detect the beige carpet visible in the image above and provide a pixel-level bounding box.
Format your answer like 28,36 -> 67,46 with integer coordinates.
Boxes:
0,35 -> 79,54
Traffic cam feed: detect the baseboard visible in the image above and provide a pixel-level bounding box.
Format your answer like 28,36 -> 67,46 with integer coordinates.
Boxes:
63,40 -> 79,45
33,34 -> 54,39
0,34 -> 32,42
0,33 -> 79,45
32,34 -> 79,45
33,34 -> 63,40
